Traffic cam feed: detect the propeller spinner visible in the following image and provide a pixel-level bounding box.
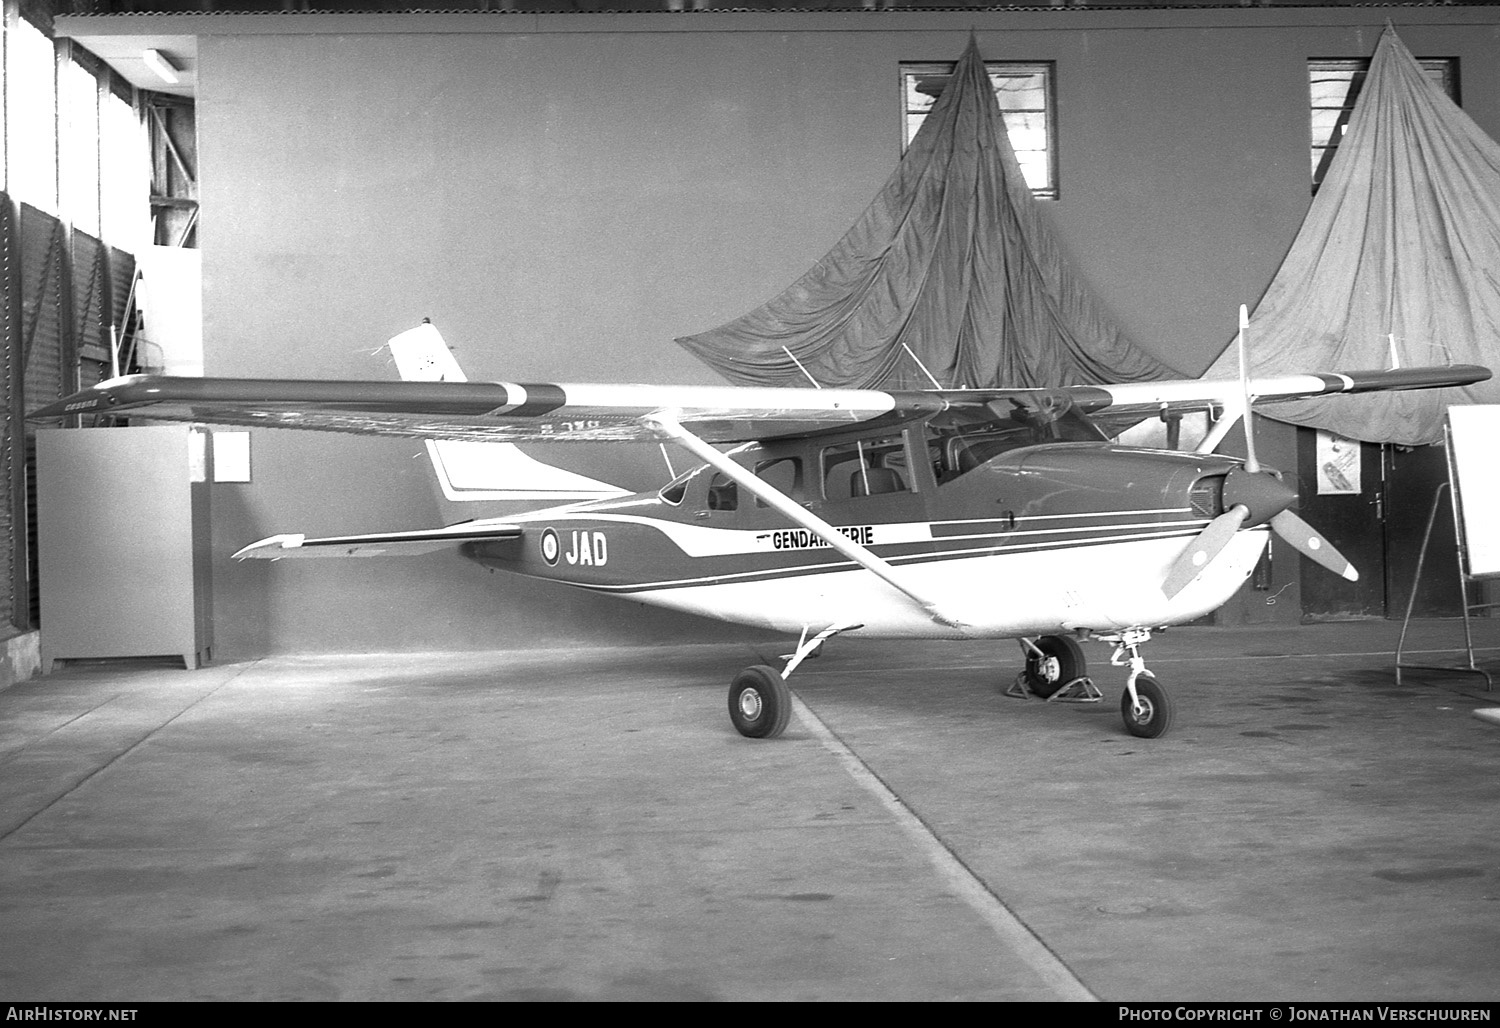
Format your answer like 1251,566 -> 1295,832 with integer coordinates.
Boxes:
1162,307 -> 1359,600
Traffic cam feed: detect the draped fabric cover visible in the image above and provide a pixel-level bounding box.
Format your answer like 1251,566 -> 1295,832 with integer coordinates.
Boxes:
675,40 -> 1177,391
1204,25 -> 1500,446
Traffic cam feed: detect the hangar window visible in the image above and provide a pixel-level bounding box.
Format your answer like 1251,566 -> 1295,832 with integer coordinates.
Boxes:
1310,57 -> 1457,193
902,61 -> 1056,199
6,13 -> 59,214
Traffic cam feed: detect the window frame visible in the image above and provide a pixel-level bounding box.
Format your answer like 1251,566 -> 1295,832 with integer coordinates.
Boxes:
1309,56 -> 1458,194
901,60 -> 1058,200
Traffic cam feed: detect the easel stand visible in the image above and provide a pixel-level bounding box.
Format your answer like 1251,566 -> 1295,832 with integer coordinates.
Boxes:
1395,427 -> 1496,689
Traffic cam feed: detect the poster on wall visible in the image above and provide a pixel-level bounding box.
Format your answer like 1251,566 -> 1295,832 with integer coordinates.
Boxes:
1316,431 -> 1361,494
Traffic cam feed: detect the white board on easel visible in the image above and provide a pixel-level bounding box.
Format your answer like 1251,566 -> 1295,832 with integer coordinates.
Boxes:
1446,406 -> 1500,580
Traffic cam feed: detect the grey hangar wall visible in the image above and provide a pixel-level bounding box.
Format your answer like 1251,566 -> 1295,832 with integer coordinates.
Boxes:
176,9 -> 1500,657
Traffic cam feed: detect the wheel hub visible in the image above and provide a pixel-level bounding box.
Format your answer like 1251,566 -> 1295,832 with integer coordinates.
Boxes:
738,688 -> 763,721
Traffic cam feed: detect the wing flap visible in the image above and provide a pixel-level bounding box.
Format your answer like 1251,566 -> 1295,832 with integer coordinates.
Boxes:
234,523 -> 523,559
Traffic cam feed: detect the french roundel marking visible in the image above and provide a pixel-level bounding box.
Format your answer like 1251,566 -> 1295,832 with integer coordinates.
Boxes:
540,528 -> 561,566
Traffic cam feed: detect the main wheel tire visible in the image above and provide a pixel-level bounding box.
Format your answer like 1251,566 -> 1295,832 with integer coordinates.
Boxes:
1121,675 -> 1173,739
1024,634 -> 1087,699
729,665 -> 792,739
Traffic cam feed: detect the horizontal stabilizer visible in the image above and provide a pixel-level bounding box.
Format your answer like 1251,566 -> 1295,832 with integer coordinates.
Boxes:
234,523 -> 523,559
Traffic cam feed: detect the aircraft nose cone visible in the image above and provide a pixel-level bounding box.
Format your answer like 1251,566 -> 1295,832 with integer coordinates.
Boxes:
1221,466 -> 1297,527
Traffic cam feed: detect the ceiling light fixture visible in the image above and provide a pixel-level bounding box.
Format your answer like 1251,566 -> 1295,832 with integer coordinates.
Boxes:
143,49 -> 181,86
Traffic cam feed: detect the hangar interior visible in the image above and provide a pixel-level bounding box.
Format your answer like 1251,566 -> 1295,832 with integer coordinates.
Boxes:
2,0 -> 1500,1003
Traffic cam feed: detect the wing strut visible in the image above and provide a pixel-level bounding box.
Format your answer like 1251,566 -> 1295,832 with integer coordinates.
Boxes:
642,411 -> 969,632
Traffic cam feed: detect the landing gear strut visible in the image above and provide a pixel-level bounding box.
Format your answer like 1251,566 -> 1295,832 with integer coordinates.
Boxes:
1008,629 -> 1175,738
727,622 -> 859,739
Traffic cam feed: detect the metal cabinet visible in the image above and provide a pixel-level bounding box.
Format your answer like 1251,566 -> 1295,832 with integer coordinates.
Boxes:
37,425 -> 213,672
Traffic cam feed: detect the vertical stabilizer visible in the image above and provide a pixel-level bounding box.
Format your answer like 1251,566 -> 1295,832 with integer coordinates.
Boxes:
388,323 -> 629,503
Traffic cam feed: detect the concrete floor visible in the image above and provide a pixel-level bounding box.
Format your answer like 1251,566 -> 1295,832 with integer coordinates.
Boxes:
1,620 -> 1498,1002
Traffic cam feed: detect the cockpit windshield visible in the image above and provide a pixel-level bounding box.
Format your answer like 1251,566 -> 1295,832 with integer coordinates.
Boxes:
927,405 -> 1107,484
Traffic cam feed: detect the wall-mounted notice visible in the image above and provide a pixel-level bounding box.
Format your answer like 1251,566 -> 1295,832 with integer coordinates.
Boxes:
1315,431 -> 1361,495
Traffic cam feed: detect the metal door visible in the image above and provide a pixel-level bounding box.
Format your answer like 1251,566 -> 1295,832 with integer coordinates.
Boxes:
1296,429 -> 1387,618
1296,429 -> 1463,619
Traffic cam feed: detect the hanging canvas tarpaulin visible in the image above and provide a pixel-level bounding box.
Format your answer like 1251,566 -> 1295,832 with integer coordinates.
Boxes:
675,39 -> 1177,391
1203,25 -> 1500,446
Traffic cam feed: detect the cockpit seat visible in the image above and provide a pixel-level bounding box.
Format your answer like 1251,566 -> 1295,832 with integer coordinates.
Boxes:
850,466 -> 904,497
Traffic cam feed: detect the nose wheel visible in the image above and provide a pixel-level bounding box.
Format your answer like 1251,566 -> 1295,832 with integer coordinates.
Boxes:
1103,628 -> 1174,739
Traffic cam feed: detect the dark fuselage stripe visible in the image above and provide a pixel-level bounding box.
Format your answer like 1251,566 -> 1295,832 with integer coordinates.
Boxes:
496,523 -> 1220,594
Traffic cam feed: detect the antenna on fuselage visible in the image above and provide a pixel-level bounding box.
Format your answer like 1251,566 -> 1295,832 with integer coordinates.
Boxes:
782,347 -> 823,389
901,342 -> 946,390
1237,304 -> 1259,473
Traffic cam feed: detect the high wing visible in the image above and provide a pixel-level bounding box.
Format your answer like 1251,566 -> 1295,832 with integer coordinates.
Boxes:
30,375 -> 933,444
30,360 -> 1490,640
26,364 -> 1491,444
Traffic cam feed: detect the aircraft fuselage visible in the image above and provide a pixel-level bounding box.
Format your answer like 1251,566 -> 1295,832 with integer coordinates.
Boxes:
459,411 -> 1267,639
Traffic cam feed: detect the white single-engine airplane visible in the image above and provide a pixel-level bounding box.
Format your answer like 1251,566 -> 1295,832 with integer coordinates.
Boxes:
31,318 -> 1489,739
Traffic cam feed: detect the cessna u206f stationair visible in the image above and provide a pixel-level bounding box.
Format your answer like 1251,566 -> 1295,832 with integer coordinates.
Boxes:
32,321 -> 1489,739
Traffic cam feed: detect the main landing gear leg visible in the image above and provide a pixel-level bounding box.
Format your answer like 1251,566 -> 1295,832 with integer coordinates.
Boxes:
1102,627 -> 1174,739
728,622 -> 859,739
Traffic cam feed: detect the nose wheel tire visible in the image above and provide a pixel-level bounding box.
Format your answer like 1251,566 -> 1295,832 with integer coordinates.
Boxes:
729,665 -> 792,739
1121,675 -> 1173,739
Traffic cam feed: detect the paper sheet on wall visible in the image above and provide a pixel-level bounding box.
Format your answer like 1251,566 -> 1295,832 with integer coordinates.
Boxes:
1316,431 -> 1361,494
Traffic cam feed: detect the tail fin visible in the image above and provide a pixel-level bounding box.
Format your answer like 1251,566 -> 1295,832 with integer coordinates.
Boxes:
388,323 -> 629,503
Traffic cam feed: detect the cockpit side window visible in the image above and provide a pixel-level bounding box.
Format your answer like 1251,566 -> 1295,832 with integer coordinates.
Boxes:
754,457 -> 804,506
821,436 -> 913,501
707,472 -> 738,511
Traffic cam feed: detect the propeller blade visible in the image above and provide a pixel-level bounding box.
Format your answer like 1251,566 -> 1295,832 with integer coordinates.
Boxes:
1269,509 -> 1359,582
1163,504 -> 1250,599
